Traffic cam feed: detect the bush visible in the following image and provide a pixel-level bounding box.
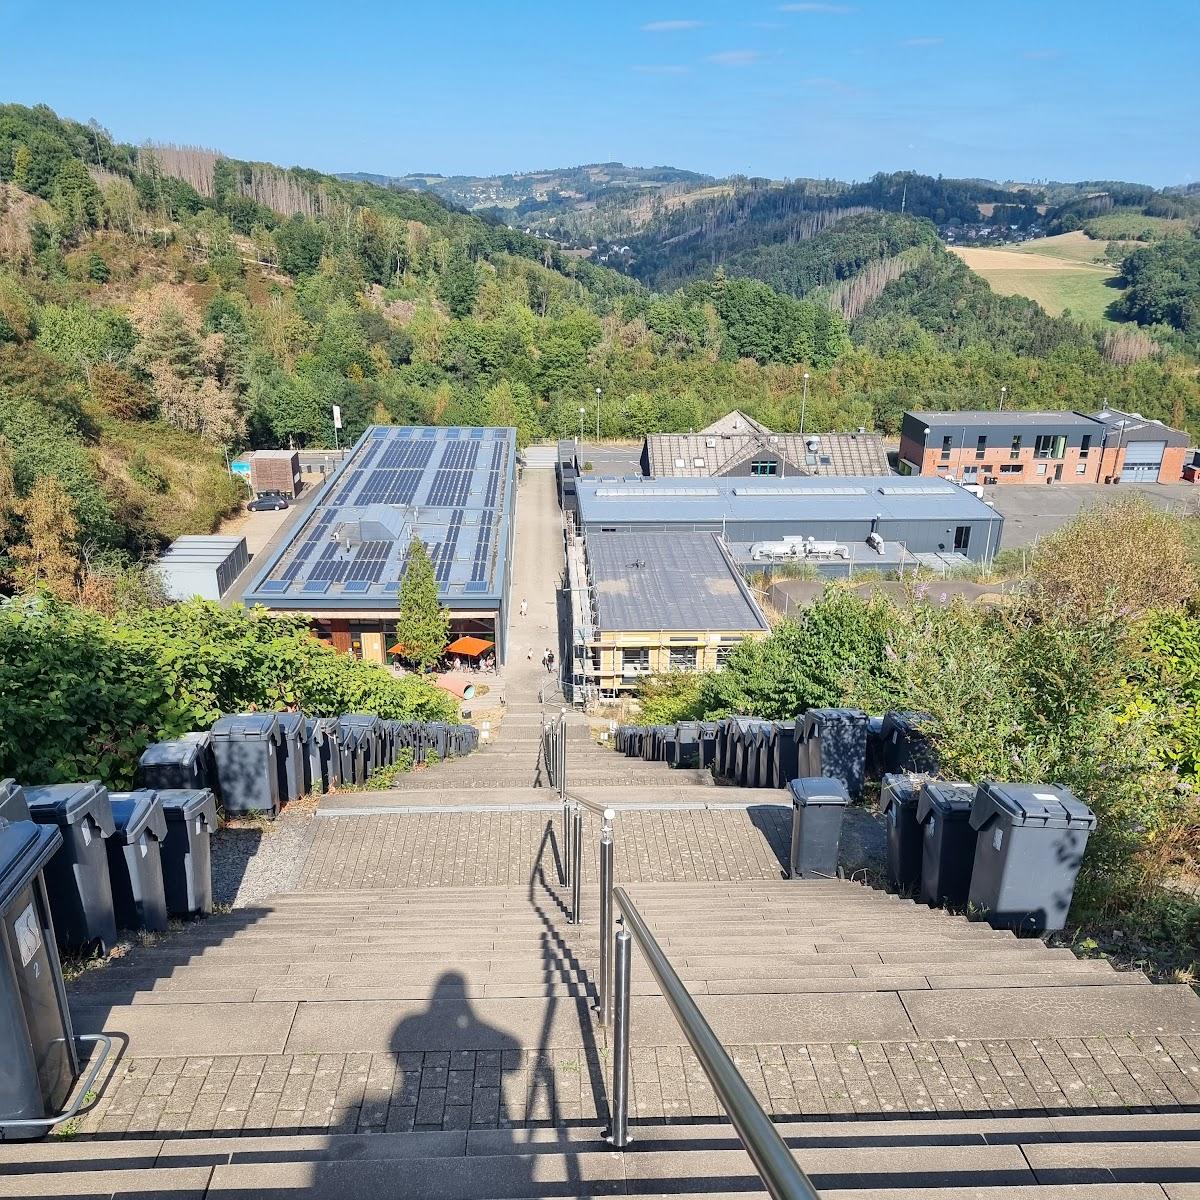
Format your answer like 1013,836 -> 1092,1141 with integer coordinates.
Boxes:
0,597 -> 456,787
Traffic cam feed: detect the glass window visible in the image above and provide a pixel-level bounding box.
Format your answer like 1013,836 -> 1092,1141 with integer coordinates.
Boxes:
1076,462 -> 1087,474
1000,464 -> 1023,474
1034,434 -> 1067,459
750,459 -> 778,476
715,644 -> 740,667
1010,435 -> 1021,459
669,647 -> 697,670
1080,434 -> 1092,459
622,647 -> 649,671
975,435 -> 987,460
954,525 -> 971,551
940,435 -> 953,460
1037,463 -> 1047,475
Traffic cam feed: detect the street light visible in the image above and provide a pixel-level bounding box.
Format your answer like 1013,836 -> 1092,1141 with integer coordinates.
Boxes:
578,406 -> 586,444
595,387 -> 602,441
800,372 -> 811,437
999,385 -> 1007,411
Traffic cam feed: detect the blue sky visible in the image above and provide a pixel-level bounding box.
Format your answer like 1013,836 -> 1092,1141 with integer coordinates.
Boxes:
2,0 -> 1196,185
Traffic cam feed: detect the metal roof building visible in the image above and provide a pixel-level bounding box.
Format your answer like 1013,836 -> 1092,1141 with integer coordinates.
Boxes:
155,536 -> 249,602
642,410 -> 891,479
575,475 -> 1003,575
588,533 -> 770,633
243,425 -> 517,664
566,530 -> 770,698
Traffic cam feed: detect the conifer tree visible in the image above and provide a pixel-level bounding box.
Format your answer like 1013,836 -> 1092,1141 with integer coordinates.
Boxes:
395,536 -> 450,672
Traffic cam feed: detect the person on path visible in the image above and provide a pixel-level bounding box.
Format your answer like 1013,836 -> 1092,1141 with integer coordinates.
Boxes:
545,649 -> 555,675
520,598 -> 528,617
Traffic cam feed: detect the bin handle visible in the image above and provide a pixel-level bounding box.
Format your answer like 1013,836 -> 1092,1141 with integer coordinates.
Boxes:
0,1033 -> 113,1137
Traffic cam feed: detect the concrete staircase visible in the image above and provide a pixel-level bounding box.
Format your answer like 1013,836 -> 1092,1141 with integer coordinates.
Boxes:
19,880 -> 1198,1197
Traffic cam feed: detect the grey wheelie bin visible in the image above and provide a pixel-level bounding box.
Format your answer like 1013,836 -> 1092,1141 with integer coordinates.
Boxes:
880,710 -> 939,776
305,718 -> 342,794
916,780 -> 977,908
24,782 -> 117,952
803,708 -> 869,801
734,721 -> 771,787
667,723 -> 700,769
106,791 -> 169,933
0,818 -> 80,1139
0,779 -> 29,822
135,738 -> 215,795
879,774 -> 926,894
210,714 -> 283,816
768,721 -> 800,789
274,712 -> 308,803
341,714 -> 384,772
338,722 -> 369,784
698,722 -> 719,769
968,782 -> 1097,933
788,777 -> 850,879
157,789 -> 218,917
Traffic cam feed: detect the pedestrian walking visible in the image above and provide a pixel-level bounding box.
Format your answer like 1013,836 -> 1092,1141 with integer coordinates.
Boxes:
527,648 -> 533,662
520,598 -> 528,617
545,649 -> 555,675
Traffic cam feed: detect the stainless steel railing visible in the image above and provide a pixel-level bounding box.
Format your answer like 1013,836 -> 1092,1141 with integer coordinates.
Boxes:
608,889 -> 820,1200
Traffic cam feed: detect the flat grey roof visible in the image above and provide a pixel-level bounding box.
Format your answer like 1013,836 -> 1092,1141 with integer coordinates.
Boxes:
577,475 -> 1001,526
1090,408 -> 1190,447
587,532 -> 769,633
242,425 -> 515,611
909,410 -> 1104,429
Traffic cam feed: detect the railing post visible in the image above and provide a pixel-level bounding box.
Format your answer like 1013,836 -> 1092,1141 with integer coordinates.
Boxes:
570,805 -> 583,923
562,794 -> 571,887
597,809 -> 615,1025
609,921 -> 632,1148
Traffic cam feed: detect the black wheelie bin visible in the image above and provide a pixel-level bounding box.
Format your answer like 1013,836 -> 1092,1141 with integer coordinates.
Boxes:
916,780 -> 978,908
879,773 -> 926,895
802,708 -> 869,801
157,789 -> 219,917
24,782 -> 117,952
106,791 -> 169,933
274,712 -> 308,804
135,738 -> 216,795
305,718 -> 342,794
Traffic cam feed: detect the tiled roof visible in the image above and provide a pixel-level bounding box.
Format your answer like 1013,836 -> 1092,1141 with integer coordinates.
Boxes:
645,431 -> 890,478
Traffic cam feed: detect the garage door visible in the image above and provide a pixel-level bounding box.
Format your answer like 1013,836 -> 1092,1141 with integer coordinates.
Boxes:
1120,440 -> 1167,483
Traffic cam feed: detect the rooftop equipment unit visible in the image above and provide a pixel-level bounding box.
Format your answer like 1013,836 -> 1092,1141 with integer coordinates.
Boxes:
866,531 -> 885,554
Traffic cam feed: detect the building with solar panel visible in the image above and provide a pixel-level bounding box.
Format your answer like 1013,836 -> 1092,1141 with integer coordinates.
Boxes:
242,425 -> 517,664
574,475 -> 1003,577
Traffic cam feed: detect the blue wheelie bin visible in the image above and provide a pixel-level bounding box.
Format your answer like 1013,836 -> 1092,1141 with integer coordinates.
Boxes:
106,791 -> 169,933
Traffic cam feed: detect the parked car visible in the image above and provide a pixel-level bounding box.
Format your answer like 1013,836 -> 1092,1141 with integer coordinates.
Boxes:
247,494 -> 289,512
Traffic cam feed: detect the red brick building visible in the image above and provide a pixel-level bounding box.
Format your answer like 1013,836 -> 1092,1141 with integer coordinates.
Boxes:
898,408 -> 1192,486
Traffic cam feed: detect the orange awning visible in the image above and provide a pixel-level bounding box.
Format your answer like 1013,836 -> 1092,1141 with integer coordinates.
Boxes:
445,636 -> 494,657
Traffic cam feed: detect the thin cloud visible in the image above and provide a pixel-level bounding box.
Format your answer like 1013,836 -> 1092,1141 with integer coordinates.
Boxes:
640,19 -> 704,31
778,3 -> 855,13
707,49 -> 764,66
631,64 -> 691,74
901,36 -> 943,47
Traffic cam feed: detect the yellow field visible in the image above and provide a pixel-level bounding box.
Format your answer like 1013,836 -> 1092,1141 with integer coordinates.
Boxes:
950,238 -> 1122,326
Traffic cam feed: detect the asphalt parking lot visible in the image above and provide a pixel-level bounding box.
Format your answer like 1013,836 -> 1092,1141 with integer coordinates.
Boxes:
987,482 -> 1199,547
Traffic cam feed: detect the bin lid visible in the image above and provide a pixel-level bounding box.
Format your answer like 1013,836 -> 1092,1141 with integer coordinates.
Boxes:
803,707 -> 868,737
25,781 -> 114,836
138,740 -> 201,768
306,717 -> 340,744
789,777 -> 850,807
916,780 -> 975,824
181,731 -> 214,750
878,773 -> 924,815
341,713 -> 383,730
0,778 -> 29,820
275,711 -> 307,741
881,710 -> 933,741
212,713 -> 282,743
0,819 -> 63,908
157,788 -> 219,830
108,790 -> 169,843
969,782 -> 1097,832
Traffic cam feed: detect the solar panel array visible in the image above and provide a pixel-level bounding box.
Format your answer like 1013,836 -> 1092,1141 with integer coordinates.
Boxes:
247,426 -> 515,608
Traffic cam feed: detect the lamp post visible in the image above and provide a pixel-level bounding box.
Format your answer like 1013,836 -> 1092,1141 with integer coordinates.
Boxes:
800,372 -> 810,437
595,387 -> 602,441
578,406 -> 586,445
999,385 -> 1007,412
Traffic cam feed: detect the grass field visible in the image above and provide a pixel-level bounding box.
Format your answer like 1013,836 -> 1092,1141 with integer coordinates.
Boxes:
951,238 -> 1123,326
1083,210 -> 1197,241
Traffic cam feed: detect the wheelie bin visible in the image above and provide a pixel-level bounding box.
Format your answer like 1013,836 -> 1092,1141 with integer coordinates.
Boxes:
802,708 -> 869,801
916,780 -> 978,908
157,789 -> 219,917
210,714 -> 284,816
788,777 -> 851,879
106,791 -> 169,933
0,779 -> 29,823
879,773 -> 926,895
24,782 -> 117,952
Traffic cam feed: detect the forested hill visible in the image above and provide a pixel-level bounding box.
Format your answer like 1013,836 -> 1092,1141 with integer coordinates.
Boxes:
1,103 -> 1199,599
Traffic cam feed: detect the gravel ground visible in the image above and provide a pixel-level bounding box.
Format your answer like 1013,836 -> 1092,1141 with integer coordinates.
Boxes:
210,796 -> 319,907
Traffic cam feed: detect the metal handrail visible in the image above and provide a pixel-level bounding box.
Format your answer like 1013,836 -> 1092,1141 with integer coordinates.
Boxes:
609,888 -> 820,1200
564,790 -> 613,818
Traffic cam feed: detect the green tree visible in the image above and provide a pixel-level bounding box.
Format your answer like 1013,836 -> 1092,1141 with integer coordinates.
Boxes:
440,248 -> 479,318
394,536 -> 450,671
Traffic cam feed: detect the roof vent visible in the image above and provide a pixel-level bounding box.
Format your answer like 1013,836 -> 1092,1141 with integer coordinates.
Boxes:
705,438 -> 717,448
693,458 -> 705,468
674,458 -> 686,469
